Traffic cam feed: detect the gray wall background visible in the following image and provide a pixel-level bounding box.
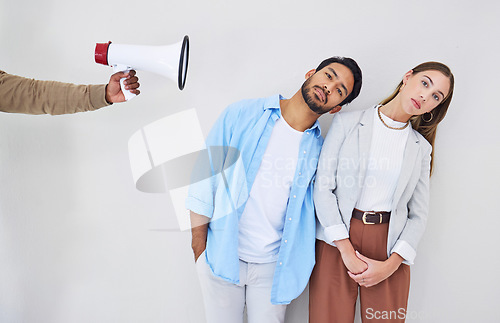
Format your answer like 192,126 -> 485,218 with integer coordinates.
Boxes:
1,0 -> 499,322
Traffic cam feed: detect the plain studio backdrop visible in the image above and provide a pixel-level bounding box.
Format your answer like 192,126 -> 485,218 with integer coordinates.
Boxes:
0,0 -> 499,322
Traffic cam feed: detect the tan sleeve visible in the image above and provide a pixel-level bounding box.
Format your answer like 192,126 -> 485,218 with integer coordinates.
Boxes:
0,70 -> 112,115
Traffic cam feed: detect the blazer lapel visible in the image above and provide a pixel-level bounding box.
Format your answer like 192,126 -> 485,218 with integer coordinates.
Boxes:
392,129 -> 420,207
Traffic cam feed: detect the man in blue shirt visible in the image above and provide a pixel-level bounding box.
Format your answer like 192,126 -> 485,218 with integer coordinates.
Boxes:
186,56 -> 362,323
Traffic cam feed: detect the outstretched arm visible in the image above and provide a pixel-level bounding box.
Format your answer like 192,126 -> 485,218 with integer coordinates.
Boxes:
0,70 -> 139,115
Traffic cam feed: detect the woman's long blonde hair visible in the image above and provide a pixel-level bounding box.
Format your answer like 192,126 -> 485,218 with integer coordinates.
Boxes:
380,62 -> 455,175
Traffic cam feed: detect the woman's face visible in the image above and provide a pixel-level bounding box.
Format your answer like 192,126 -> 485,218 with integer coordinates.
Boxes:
400,70 -> 451,116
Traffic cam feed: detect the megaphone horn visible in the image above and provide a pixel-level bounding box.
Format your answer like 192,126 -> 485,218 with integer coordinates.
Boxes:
95,35 -> 189,100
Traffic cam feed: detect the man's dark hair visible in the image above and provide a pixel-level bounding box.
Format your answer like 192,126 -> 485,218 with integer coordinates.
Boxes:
315,56 -> 362,106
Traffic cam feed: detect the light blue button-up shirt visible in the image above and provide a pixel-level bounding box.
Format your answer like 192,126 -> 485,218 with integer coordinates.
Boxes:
186,94 -> 323,304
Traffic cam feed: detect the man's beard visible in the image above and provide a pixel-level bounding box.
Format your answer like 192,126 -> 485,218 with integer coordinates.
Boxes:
301,78 -> 330,115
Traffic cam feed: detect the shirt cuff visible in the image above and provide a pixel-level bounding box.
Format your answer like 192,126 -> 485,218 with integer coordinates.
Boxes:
89,84 -> 112,110
324,224 -> 349,243
185,196 -> 214,218
391,240 -> 417,265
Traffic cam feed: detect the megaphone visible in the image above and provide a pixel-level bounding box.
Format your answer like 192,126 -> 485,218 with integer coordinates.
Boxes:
95,35 -> 189,100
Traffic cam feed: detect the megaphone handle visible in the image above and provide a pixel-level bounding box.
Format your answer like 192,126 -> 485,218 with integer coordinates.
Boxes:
112,64 -> 137,101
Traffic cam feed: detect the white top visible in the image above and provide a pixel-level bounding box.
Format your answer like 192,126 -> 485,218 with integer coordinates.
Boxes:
238,115 -> 303,263
356,106 -> 410,212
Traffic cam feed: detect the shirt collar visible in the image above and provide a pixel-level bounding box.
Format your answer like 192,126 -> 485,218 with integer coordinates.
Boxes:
309,119 -> 322,138
263,94 -> 322,138
262,94 -> 283,111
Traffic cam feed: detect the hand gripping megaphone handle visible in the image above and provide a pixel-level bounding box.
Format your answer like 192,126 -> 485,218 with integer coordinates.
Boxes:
112,64 -> 136,101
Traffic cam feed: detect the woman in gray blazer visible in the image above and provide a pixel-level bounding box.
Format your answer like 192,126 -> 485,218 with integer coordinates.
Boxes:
309,62 -> 454,323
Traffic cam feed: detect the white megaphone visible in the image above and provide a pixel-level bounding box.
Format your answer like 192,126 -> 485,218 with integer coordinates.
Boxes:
95,35 -> 189,100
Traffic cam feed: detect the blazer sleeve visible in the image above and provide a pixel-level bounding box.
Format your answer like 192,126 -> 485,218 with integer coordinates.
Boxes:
390,142 -> 432,264
0,70 -> 110,115
314,113 -> 350,242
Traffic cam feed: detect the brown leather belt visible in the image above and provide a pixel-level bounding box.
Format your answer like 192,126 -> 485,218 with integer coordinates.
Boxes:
352,208 -> 390,224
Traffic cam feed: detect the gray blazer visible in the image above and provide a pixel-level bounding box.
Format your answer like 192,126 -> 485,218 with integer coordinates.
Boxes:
314,106 -> 432,265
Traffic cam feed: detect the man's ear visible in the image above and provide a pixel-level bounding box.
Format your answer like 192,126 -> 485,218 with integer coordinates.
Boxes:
329,106 -> 342,114
305,69 -> 316,79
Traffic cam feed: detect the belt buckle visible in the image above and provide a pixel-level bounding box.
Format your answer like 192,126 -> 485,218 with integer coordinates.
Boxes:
362,211 -> 382,225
